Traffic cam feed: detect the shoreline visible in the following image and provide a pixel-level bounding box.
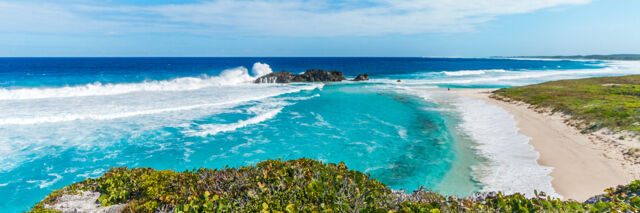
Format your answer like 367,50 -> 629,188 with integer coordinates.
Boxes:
454,88 -> 639,201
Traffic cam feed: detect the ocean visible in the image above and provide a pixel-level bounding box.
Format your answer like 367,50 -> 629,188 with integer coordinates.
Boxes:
1,57 -> 639,212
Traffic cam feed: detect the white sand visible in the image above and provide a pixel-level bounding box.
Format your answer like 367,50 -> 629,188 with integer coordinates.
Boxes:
455,88 -> 640,201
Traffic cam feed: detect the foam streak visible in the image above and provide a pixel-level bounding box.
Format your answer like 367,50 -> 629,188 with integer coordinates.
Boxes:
0,62 -> 273,100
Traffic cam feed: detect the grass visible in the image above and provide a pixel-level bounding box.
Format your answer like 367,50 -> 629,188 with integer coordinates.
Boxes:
492,75 -> 640,133
31,158 -> 640,212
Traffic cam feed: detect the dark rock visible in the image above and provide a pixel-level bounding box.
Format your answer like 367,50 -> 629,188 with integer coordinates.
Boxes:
254,69 -> 345,83
352,74 -> 369,81
585,194 -> 610,204
466,191 -> 499,203
254,71 -> 294,83
292,69 -> 346,82
585,184 -> 630,204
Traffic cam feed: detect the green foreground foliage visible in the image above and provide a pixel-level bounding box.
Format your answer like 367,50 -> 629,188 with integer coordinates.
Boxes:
31,158 -> 640,212
493,75 -> 640,133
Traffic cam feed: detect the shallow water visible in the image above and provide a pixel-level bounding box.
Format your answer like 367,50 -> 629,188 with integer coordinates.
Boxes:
1,58 -> 640,212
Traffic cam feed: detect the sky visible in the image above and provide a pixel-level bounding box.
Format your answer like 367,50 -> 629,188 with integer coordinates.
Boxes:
0,0 -> 638,57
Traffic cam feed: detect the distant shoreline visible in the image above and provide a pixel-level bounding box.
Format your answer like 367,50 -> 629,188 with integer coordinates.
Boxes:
455,88 -> 639,201
499,54 -> 640,61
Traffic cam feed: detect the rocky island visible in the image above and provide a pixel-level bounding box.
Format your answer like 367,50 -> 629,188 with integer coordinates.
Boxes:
352,74 -> 369,81
254,69 -> 369,83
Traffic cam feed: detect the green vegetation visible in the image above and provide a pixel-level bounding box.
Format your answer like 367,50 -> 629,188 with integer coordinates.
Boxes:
31,158 -> 640,212
492,75 -> 640,133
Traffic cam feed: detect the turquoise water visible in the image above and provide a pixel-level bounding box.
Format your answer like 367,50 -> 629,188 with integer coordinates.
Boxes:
1,58 -> 640,212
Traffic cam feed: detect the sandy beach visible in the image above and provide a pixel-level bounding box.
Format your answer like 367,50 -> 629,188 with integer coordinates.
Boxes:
455,88 -> 640,201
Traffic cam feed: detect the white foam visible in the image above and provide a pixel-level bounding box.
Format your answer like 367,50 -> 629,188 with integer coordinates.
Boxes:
76,169 -> 106,178
184,92 -> 322,137
399,87 -> 558,197
379,61 -> 640,87
0,62 -> 272,100
0,97 -> 256,125
441,69 -> 506,76
504,57 -> 599,62
0,86 -> 317,126
27,173 -> 63,188
189,108 -> 283,137
452,96 -> 559,198
183,92 -> 321,137
443,70 -> 486,76
251,62 -> 273,77
431,68 -> 617,84
363,113 -> 408,140
0,81 -> 322,127
0,77 -> 321,173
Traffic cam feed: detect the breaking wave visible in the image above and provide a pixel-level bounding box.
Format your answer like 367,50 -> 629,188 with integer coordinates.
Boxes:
453,96 -> 559,198
442,69 -> 506,76
0,62 -> 273,100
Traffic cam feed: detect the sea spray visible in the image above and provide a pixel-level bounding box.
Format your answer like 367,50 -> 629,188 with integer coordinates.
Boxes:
0,62 -> 272,100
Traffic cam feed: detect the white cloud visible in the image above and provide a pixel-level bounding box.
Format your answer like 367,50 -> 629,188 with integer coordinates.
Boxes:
0,0 -> 591,36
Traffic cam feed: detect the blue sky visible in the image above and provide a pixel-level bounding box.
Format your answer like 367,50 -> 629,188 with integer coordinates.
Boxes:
0,0 -> 638,57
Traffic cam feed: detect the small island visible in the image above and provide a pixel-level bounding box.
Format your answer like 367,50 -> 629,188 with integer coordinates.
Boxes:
254,69 -> 369,83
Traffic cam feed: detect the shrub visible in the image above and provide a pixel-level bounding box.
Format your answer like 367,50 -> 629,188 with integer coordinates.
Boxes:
30,158 -> 640,212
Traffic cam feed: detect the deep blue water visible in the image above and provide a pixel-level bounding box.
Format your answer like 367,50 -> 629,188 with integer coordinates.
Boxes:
0,57 -> 637,212
0,57 -> 602,88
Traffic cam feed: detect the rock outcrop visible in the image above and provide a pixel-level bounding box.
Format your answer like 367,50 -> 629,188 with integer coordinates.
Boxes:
254,69 -> 346,83
44,191 -> 125,213
292,69 -> 346,82
352,74 -> 369,81
254,71 -> 294,83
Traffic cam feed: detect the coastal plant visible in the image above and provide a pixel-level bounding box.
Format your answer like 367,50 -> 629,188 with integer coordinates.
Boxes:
492,75 -> 640,134
29,158 -> 640,213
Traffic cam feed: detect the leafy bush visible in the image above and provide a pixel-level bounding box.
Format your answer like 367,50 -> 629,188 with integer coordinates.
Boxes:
30,158 -> 640,212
